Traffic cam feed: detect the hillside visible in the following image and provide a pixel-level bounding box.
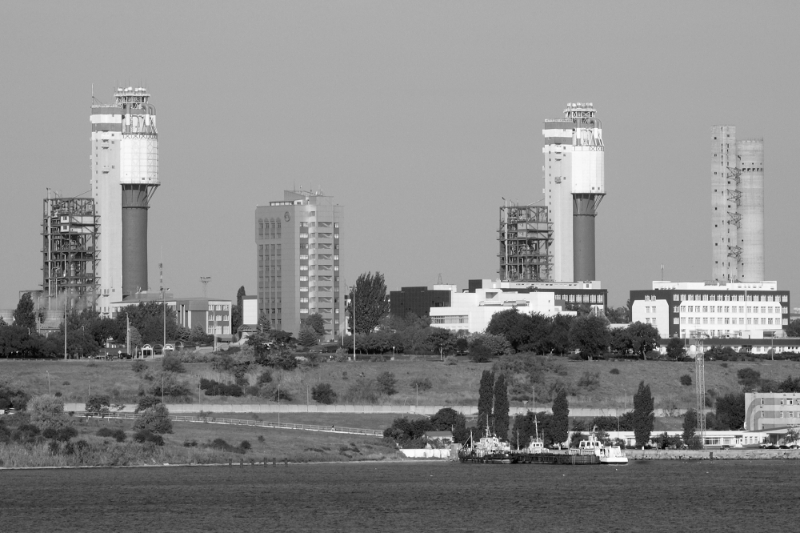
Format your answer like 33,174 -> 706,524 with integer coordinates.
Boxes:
4,356 -> 799,413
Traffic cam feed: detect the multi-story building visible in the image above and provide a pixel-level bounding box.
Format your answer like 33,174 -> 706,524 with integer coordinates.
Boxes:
711,126 -> 764,283
745,392 -> 800,431
630,281 -> 790,339
543,102 -> 605,282
390,286 -> 453,318
91,87 -> 159,316
110,293 -> 232,336
255,189 -> 343,341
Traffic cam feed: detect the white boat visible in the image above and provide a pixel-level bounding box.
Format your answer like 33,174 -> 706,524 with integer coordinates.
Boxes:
577,434 -> 628,465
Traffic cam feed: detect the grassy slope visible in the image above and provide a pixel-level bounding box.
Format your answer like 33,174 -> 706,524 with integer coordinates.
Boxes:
5,357 -> 800,412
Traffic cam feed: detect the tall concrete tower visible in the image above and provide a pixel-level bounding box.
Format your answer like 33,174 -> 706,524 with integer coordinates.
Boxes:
737,139 -> 764,282
91,87 -> 159,315
710,126 -> 764,283
543,103 -> 605,282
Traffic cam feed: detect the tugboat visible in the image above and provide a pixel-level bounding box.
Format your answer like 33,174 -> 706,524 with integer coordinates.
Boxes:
458,429 -> 512,464
577,432 -> 628,465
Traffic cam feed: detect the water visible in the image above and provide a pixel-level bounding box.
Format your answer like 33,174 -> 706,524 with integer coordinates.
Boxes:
2,460 -> 798,532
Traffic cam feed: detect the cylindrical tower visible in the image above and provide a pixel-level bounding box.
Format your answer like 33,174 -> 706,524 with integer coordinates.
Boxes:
573,195 -> 597,281
711,126 -> 738,282
737,139 -> 764,282
116,87 -> 159,298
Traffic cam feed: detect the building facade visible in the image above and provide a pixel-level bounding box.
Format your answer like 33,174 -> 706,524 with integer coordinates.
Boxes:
630,281 -> 790,339
91,87 -> 159,316
711,126 -> 764,283
543,102 -> 605,282
744,392 -> 800,431
255,189 -> 343,341
110,294 -> 231,336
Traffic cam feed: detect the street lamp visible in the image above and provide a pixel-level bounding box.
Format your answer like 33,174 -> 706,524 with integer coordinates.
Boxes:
162,287 -> 170,357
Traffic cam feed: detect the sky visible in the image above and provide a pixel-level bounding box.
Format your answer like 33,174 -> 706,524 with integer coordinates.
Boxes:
1,1 -> 798,311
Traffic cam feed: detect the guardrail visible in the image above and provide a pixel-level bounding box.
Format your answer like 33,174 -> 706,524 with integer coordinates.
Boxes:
78,412 -> 384,437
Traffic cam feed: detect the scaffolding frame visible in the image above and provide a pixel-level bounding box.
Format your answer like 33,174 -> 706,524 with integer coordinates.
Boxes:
498,205 -> 553,282
42,195 -> 99,309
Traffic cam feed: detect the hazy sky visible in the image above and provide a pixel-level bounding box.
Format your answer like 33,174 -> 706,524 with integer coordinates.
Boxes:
1,1 -> 798,311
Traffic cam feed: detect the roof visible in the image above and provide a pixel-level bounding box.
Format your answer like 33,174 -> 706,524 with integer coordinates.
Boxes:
424,431 -> 453,438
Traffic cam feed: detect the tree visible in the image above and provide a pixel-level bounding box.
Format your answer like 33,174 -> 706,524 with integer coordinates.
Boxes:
133,403 -> 173,434
605,305 -> 631,324
376,372 -> 397,395
13,292 -> 36,330
633,381 -> 655,447
232,286 -> 246,331
786,319 -> 800,338
568,315 -> 610,359
714,392 -> 745,430
298,325 -> 320,347
666,337 -> 686,360
128,326 -> 142,352
551,390 -> 569,447
477,370 -> 494,433
682,408 -> 697,444
258,311 -> 271,334
28,395 -> 71,432
85,394 -> 111,417
547,315 -> 573,355
301,313 -> 326,338
486,308 -> 530,351
626,322 -> 661,358
347,272 -> 390,334
493,374 -> 509,440
311,383 -> 337,404
737,368 -> 761,391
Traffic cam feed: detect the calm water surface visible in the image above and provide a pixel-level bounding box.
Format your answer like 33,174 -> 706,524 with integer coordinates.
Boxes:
1,460 -> 798,532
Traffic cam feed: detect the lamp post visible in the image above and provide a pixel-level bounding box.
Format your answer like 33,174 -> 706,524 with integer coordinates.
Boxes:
162,287 -> 170,357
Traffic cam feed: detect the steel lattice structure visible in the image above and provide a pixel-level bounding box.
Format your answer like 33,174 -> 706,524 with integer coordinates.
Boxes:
499,205 -> 553,282
42,195 -> 98,308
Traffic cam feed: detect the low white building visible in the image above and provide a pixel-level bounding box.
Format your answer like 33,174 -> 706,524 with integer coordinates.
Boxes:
428,282 -> 578,333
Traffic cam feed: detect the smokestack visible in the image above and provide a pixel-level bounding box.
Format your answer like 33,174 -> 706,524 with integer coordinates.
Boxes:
573,195 -> 597,281
121,185 -> 150,296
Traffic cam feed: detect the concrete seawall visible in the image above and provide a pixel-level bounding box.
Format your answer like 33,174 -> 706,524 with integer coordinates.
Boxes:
627,449 -> 800,460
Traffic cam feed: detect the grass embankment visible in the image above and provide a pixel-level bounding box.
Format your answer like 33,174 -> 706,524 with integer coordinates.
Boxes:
4,357 -> 800,411
0,416 -> 396,468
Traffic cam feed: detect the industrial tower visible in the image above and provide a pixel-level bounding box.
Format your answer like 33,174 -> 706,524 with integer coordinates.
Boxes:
91,87 -> 159,316
543,103 -> 605,282
710,126 -> 764,283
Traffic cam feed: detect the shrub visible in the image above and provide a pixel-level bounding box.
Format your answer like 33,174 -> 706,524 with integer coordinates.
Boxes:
149,373 -> 192,399
245,385 -> 260,396
162,355 -> 186,373
133,404 -> 173,434
131,360 -> 148,373
376,372 -> 397,396
577,372 -> 600,391
257,370 -> 273,385
96,427 -> 126,442
410,378 -> 432,392
183,439 -> 198,447
257,435 -> 265,443
737,367 -> 761,390
609,368 -> 620,375
444,356 -> 457,365
29,394 -> 71,432
258,384 -> 293,402
134,429 -> 164,446
687,435 -> 703,450
240,440 -> 252,451
54,392 -> 62,397
200,378 -> 243,397
342,378 -> 382,404
312,383 -> 337,405
680,374 -> 692,386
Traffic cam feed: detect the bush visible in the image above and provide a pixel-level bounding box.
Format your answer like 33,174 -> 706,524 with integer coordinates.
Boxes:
135,395 -> 161,413
134,429 -> 164,446
85,394 -> 111,417
55,426 -> 78,442
410,378 -> 432,392
342,378 -> 382,404
610,368 -> 620,375
680,374 -> 692,386
183,439 -> 198,447
96,427 -> 126,442
312,383 -> 338,405
577,372 -> 600,391
245,385 -> 260,396
737,367 -> 762,390
257,370 -> 273,385
444,356 -> 457,365
162,355 -> 186,373
258,384 -> 293,402
376,372 -> 397,395
240,440 -> 252,451
131,360 -> 148,373
149,373 -> 192,399
133,404 -> 173,434
28,394 -> 71,432
687,435 -> 703,450
200,378 -> 243,397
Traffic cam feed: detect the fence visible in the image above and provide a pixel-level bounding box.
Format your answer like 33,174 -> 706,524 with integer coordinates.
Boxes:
78,411 -> 383,437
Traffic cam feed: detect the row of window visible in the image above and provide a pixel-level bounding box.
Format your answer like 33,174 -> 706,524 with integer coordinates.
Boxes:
645,293 -> 788,303
431,315 -> 468,324
556,293 -> 604,304
300,222 -> 339,228
682,317 -> 775,325
673,305 -> 785,314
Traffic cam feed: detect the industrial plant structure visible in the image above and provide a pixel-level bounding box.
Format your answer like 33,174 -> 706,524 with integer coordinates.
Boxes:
498,204 -> 552,282
255,189 -> 344,341
711,126 -> 764,283
90,87 -> 159,316
41,194 -> 99,304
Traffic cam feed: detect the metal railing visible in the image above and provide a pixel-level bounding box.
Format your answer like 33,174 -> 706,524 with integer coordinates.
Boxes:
79,411 -> 383,437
